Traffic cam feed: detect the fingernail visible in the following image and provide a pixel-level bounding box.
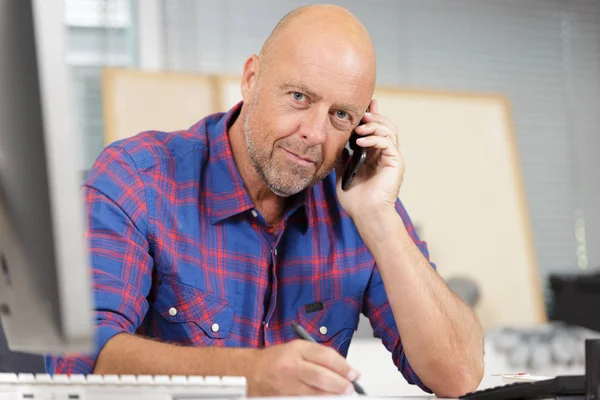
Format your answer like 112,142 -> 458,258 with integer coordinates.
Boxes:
345,384 -> 355,395
347,370 -> 358,382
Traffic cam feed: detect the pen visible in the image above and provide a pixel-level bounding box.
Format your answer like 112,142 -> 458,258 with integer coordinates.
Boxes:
291,322 -> 367,395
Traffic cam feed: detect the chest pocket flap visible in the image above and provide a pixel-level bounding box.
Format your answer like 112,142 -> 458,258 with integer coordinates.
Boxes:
156,277 -> 234,339
297,296 -> 361,342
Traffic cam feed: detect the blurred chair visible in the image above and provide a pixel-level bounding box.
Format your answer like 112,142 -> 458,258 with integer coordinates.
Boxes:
447,276 -> 481,308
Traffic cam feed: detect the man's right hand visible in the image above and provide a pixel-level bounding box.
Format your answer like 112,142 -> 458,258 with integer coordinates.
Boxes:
94,333 -> 360,397
249,339 -> 360,396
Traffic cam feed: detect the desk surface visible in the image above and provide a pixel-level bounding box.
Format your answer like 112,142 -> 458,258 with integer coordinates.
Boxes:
251,397 -> 441,399
0,397 -> 443,400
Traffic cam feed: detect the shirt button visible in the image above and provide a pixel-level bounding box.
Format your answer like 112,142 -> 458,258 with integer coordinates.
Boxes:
250,209 -> 258,218
273,248 -> 278,256
319,326 -> 328,335
211,323 -> 220,333
168,307 -> 177,317
265,322 -> 269,329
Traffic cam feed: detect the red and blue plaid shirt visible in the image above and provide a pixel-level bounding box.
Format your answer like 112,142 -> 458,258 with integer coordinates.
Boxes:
46,102 -> 435,392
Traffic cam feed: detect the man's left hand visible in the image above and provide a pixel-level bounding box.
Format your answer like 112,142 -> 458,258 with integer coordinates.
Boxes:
336,98 -> 405,220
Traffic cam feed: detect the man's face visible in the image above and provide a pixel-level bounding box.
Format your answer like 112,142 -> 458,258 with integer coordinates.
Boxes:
242,43 -> 374,197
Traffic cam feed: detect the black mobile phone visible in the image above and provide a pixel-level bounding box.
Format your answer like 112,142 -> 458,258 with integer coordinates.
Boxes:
341,118 -> 368,191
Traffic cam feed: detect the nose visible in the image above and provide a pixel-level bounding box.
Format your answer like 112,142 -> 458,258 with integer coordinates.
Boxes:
299,108 -> 328,146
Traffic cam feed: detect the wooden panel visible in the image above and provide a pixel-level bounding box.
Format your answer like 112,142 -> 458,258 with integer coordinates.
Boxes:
373,87 -> 545,329
102,68 -> 218,145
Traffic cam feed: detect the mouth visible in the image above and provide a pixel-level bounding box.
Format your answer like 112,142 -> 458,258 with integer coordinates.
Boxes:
281,148 -> 316,167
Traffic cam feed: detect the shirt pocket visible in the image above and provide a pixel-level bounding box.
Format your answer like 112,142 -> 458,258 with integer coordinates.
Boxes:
296,296 -> 361,356
155,277 -> 234,345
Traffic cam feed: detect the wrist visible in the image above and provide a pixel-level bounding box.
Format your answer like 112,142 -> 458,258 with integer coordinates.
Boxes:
240,347 -> 262,375
354,210 -> 408,249
353,208 -> 401,236
245,347 -> 269,396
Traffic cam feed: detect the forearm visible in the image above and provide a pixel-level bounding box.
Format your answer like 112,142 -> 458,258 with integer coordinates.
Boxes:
94,332 -> 257,378
356,212 -> 484,397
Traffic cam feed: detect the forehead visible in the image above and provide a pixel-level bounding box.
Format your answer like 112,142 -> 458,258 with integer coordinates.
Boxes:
267,38 -> 374,108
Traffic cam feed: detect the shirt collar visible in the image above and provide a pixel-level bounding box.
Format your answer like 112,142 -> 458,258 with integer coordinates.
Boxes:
207,102 -> 311,232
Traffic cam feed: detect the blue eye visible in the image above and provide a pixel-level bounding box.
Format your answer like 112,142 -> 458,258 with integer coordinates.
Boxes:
336,110 -> 349,120
292,92 -> 306,102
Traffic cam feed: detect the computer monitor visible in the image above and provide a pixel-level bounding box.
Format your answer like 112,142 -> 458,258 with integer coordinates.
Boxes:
0,0 -> 93,354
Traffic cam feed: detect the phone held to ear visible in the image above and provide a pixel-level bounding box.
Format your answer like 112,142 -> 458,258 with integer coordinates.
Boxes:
341,115 -> 368,191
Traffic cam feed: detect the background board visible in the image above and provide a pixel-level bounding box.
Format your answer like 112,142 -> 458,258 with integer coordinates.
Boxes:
103,68 -> 219,145
372,87 -> 545,329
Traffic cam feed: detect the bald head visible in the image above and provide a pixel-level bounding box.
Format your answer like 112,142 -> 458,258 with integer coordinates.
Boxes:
235,4 -> 377,197
259,4 -> 376,85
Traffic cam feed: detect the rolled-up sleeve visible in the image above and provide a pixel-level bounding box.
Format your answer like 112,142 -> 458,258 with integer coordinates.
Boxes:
362,199 -> 436,393
45,145 -> 153,374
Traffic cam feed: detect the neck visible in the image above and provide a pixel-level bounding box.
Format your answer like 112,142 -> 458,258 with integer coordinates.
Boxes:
228,106 -> 286,227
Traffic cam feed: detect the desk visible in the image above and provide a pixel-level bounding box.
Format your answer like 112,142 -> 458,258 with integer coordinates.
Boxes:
252,397 -> 442,399
252,397 -> 442,400
0,396 -> 444,400
347,339 -> 505,397
3,337 -> 582,399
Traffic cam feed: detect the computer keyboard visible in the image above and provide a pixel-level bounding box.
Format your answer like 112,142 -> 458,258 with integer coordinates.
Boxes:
0,372 -> 246,400
459,375 -> 585,400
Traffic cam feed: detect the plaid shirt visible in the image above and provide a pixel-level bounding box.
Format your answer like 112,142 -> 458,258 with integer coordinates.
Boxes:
45,103 -> 435,392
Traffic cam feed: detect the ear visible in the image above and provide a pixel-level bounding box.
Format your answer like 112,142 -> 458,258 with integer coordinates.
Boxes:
241,55 -> 260,104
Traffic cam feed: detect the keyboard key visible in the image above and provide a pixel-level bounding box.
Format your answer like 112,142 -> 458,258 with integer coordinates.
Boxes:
222,376 -> 247,387
119,375 -> 137,385
187,376 -> 205,386
34,374 -> 53,384
52,374 -> 70,384
153,375 -> 171,385
86,375 -> 104,385
170,375 -> 188,385
204,376 -> 221,386
102,375 -> 121,385
0,373 -> 18,383
17,374 -> 36,384
70,375 -> 87,385
136,375 -> 154,385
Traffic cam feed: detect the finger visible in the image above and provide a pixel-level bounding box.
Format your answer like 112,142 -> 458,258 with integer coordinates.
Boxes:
297,359 -> 355,395
300,342 -> 359,382
355,122 -> 398,148
357,123 -> 398,148
368,98 -> 379,115
289,379 -> 330,397
362,112 -> 397,136
355,121 -> 391,136
356,135 -> 399,157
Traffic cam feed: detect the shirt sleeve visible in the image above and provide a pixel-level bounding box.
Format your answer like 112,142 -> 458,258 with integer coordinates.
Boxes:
362,198 -> 436,393
45,145 -> 154,375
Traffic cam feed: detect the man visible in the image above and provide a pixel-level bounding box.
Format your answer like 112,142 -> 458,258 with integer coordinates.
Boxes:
47,4 -> 484,397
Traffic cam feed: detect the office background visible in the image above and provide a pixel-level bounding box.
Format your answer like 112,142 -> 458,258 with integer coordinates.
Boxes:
68,0 -> 599,299
3,0 -> 596,393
